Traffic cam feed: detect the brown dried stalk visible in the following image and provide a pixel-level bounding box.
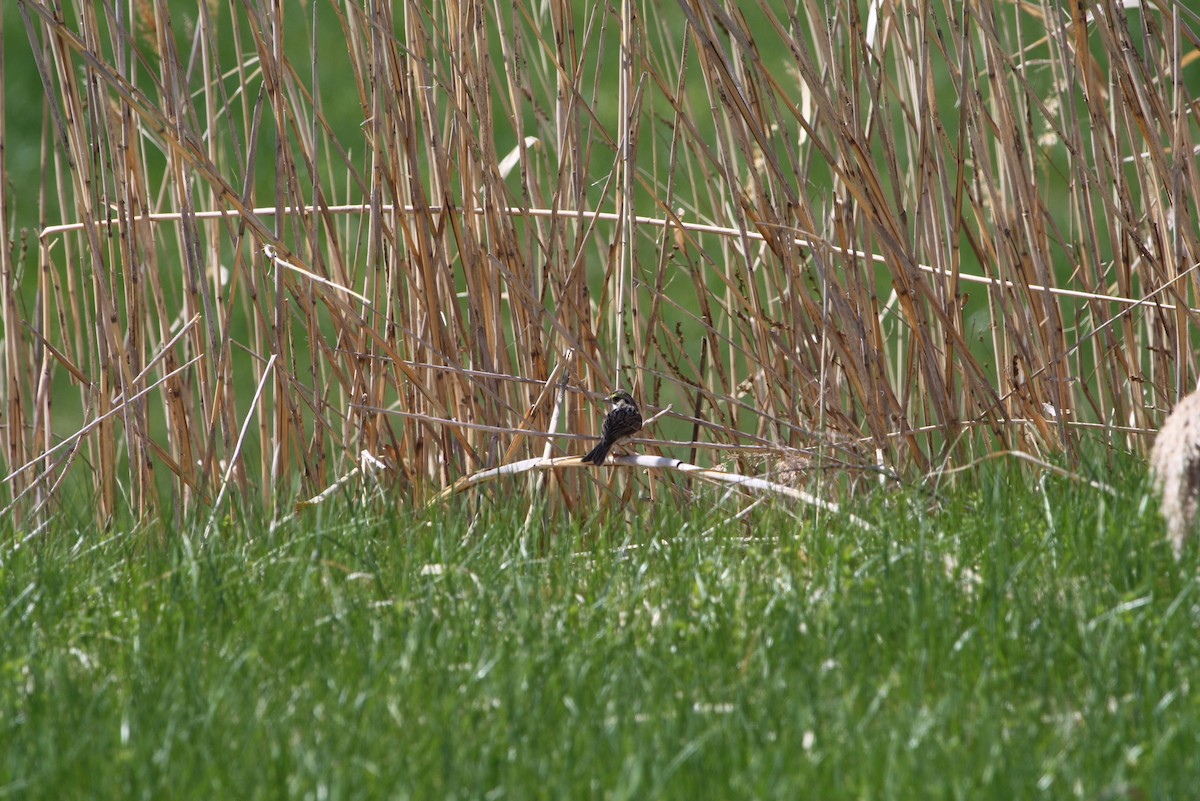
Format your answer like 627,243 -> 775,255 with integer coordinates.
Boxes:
5,0 -> 1200,530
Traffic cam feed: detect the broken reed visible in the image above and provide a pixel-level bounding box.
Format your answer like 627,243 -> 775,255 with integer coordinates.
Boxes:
3,0 -> 1197,528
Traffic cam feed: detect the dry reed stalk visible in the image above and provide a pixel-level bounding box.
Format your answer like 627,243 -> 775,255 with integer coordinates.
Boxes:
4,0 -> 1200,529
1150,388 -> 1200,557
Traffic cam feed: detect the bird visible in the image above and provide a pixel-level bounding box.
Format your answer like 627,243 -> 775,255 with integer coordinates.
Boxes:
581,390 -> 643,465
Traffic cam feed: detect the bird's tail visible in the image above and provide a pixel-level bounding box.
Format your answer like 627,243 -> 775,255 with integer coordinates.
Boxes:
581,442 -> 610,465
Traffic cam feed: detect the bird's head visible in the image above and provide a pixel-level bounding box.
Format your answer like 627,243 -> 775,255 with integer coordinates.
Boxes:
609,389 -> 637,406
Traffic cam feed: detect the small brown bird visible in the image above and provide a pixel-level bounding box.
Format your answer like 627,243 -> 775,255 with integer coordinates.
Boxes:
581,390 -> 643,465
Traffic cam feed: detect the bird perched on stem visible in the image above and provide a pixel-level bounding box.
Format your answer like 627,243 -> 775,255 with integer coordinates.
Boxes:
581,390 -> 643,465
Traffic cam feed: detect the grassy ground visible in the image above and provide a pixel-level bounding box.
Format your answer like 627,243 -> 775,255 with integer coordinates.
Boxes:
2,454 -> 1197,800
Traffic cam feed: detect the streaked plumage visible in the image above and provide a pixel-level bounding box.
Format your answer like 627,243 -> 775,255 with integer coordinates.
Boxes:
581,390 -> 643,465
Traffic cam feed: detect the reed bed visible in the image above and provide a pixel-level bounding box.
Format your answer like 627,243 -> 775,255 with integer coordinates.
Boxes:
3,0 -> 1199,528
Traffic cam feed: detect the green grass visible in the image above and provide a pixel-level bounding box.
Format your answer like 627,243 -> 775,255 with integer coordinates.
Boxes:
2,456 -> 1198,800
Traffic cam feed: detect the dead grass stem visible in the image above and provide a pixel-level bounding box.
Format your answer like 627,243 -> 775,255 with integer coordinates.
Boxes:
5,0 -> 1199,528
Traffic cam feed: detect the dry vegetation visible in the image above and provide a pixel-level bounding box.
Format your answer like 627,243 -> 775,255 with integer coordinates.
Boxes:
3,0 -> 1200,528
